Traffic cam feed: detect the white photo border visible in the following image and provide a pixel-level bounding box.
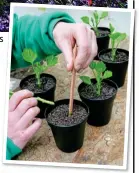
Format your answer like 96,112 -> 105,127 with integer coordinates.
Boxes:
2,3 -> 135,170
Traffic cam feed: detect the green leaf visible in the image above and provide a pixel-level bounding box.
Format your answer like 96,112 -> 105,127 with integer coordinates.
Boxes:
9,91 -> 14,99
80,76 -> 92,85
95,61 -> 106,73
91,17 -> 95,28
89,61 -> 96,70
46,55 -> 58,67
33,62 -> 42,75
41,64 -> 48,72
93,11 -> 99,25
81,16 -> 90,25
100,11 -> 108,19
103,70 -> 112,79
116,33 -> 127,43
109,23 -> 115,33
22,48 -> 37,64
109,32 -> 121,41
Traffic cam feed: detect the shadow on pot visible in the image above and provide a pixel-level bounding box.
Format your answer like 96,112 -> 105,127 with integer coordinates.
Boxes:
92,27 -> 110,60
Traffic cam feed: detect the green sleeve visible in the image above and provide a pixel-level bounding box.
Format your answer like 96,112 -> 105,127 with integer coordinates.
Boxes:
6,138 -> 22,160
11,11 -> 75,70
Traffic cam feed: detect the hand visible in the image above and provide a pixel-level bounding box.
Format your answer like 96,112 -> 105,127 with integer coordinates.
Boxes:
53,22 -> 98,72
8,90 -> 42,149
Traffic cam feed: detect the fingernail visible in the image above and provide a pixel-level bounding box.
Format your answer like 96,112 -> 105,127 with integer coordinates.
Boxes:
76,65 -> 81,71
23,89 -> 34,96
32,118 -> 37,124
67,63 -> 72,71
67,63 -> 70,69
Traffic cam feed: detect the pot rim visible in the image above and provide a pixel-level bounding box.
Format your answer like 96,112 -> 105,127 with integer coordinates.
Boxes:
78,79 -> 118,101
98,48 -> 129,64
20,73 -> 56,94
91,27 -> 110,38
45,99 -> 89,128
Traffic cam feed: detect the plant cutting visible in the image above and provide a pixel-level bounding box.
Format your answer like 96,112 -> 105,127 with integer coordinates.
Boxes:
22,48 -> 58,88
20,48 -> 58,118
81,11 -> 108,37
80,61 -> 112,95
45,46 -> 89,153
81,11 -> 110,59
109,23 -> 127,61
9,90 -> 55,105
98,23 -> 129,87
78,61 -> 118,126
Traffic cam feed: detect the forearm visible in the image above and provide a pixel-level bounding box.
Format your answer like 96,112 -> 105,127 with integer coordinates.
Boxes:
6,138 -> 22,160
12,12 -> 75,69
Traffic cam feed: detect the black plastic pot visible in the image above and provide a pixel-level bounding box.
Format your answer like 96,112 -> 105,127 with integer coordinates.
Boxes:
45,99 -> 89,153
92,27 -> 110,60
78,79 -> 118,126
20,73 -> 56,119
99,48 -> 129,87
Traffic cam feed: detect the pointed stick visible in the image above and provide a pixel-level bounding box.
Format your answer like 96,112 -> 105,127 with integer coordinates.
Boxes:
69,45 -> 77,116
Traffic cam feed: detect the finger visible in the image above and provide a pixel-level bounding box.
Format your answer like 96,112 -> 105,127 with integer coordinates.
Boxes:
60,40 -> 74,71
14,97 -> 38,118
16,106 -> 40,130
73,24 -> 91,71
82,30 -> 98,69
82,57 -> 93,69
91,29 -> 98,56
24,118 -> 42,140
9,90 -> 34,112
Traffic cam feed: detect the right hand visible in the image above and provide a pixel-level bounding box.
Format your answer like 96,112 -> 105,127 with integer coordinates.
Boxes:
53,22 -> 98,72
8,90 -> 42,149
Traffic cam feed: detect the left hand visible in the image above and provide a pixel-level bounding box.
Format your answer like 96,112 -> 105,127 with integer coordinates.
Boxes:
53,22 -> 98,72
8,90 -> 42,149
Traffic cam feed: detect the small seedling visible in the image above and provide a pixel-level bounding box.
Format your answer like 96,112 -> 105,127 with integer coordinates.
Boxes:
22,48 -> 58,88
81,11 -> 108,37
109,23 -> 127,61
9,91 -> 55,105
80,61 -> 112,96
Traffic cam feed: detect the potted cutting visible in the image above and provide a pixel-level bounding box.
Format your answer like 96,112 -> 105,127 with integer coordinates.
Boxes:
78,61 -> 118,126
20,48 -> 58,118
45,46 -> 89,153
81,11 -> 110,59
98,23 -> 128,87
45,99 -> 89,153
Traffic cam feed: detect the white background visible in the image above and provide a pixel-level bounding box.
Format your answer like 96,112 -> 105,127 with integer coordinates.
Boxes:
14,6 -> 131,35
0,2 -> 135,173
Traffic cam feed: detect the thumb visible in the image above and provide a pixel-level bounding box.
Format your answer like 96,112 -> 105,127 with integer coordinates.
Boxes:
60,40 -> 74,71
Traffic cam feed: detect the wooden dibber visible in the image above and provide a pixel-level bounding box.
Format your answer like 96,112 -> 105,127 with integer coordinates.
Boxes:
69,45 -> 77,116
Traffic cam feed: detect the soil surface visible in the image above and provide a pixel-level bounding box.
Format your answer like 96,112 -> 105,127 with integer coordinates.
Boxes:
80,82 -> 117,100
100,50 -> 128,62
47,104 -> 88,126
21,76 -> 55,93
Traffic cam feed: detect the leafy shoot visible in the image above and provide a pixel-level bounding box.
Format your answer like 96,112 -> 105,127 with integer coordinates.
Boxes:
80,61 -> 112,96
